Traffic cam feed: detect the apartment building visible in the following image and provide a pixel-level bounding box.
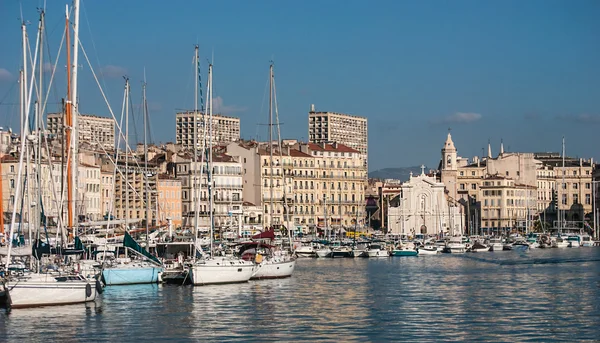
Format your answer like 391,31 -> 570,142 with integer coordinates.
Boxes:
175,111 -> 240,149
479,175 -> 537,232
157,174 -> 182,227
113,153 -> 158,227
308,106 -> 368,169
176,152 -> 243,231
47,113 -> 115,151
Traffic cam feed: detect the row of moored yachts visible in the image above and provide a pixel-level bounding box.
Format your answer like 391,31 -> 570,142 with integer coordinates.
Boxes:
294,232 -> 597,258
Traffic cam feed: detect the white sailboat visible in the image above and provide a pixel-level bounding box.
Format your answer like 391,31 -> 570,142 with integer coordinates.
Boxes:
188,49 -> 255,285
3,1 -> 98,308
249,63 -> 296,278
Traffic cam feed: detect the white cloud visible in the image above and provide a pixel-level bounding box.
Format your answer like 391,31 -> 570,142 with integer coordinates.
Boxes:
0,68 -> 13,81
557,113 -> 600,124
212,96 -> 246,114
99,65 -> 128,78
430,112 -> 482,125
42,62 -> 53,73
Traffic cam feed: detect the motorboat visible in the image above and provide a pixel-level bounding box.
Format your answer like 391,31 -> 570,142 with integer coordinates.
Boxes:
488,237 -> 504,252
331,245 -> 354,258
469,242 -> 489,253
567,235 -> 581,248
315,246 -> 332,258
444,236 -> 466,253
554,236 -> 569,248
294,242 -> 318,258
581,234 -> 594,247
417,243 -> 440,255
391,242 -> 419,256
367,243 -> 389,257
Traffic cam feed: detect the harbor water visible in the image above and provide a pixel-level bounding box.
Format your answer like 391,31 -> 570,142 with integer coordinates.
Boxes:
2,248 -> 600,342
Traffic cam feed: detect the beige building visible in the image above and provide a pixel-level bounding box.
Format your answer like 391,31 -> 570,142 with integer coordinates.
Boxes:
226,140 -> 367,232
479,175 -> 537,232
78,163 -> 102,221
308,106 -> 368,169
113,154 -> 158,227
534,153 -> 594,224
175,111 -> 240,149
47,113 -> 115,151
156,174 -> 182,227
176,152 -> 243,230
439,133 -> 595,232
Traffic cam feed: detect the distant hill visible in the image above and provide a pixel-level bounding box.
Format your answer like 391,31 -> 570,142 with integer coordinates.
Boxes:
368,166 -> 425,181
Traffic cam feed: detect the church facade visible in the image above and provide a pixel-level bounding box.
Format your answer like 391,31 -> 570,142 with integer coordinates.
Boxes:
387,167 -> 463,237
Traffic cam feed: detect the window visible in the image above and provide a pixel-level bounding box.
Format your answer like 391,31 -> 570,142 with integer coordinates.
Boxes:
460,171 -> 464,176
562,194 -> 567,205
562,183 -> 567,190
471,184 -> 476,190
585,194 -> 591,205
471,171 -> 475,176
585,183 -> 591,189
10,165 -> 14,173
573,194 -> 578,204
460,184 -> 466,190
9,179 -> 14,189
573,183 -> 578,190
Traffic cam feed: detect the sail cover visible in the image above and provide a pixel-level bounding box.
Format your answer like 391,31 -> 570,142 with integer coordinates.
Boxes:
252,229 -> 275,240
123,231 -> 161,265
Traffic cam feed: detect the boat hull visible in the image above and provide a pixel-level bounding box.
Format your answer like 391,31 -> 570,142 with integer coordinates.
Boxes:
391,250 -> 418,256
252,259 -> 296,279
102,267 -> 161,286
367,250 -> 389,257
417,247 -> 440,255
6,275 -> 96,309
190,259 -> 255,285
315,249 -> 332,258
331,251 -> 353,258
489,244 -> 504,251
295,251 -> 316,258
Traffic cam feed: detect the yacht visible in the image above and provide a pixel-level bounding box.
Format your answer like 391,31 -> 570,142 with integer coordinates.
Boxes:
294,242 -> 318,258
189,256 -> 255,285
567,235 -> 581,248
444,236 -> 466,253
239,243 -> 296,279
581,234 -> 594,247
488,237 -> 504,252
554,236 -> 569,248
470,242 -> 489,253
391,242 -> 419,256
331,245 -> 354,258
367,243 -> 389,257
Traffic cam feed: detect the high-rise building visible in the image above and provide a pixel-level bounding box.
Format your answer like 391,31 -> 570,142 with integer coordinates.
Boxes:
308,105 -> 368,169
47,113 -> 115,151
175,111 -> 240,149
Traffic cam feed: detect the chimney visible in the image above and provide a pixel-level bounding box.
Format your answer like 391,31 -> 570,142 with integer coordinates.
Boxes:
320,142 -> 326,149
310,104 -> 315,112
580,158 -> 583,167
332,142 -> 338,149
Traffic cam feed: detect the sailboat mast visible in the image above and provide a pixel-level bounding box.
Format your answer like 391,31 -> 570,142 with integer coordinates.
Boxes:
561,136 -> 565,233
268,64 -> 274,229
193,45 -> 199,239
208,63 -> 214,256
143,77 -> 149,248
125,79 -> 129,235
71,0 -> 80,233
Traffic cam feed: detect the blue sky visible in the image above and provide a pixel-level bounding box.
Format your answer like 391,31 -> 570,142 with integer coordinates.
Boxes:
0,0 -> 598,171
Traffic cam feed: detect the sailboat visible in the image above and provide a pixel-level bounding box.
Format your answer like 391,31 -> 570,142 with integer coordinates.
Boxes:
249,63 -> 297,278
100,78 -> 162,286
2,1 -> 98,308
188,49 -> 255,286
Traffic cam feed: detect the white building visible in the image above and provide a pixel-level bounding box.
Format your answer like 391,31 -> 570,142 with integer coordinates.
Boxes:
388,167 -> 463,236
47,113 -> 115,151
175,111 -> 240,149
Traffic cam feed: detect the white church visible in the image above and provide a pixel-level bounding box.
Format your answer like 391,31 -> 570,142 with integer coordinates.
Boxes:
387,165 -> 463,237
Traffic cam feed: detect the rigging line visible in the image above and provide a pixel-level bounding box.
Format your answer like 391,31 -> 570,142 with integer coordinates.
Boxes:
0,79 -> 19,106
42,14 -> 65,116
80,0 -> 112,106
255,75 -> 270,141
40,20 -> 66,122
78,40 -> 147,173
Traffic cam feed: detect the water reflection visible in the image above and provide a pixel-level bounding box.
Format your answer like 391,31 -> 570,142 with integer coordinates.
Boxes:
1,249 -> 599,342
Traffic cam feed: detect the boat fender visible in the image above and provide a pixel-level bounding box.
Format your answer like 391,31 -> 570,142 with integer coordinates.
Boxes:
95,279 -> 104,294
86,283 -> 92,298
255,254 -> 263,264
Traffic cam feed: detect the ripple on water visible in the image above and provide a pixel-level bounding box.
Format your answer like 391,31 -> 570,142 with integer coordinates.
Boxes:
1,249 -> 600,342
